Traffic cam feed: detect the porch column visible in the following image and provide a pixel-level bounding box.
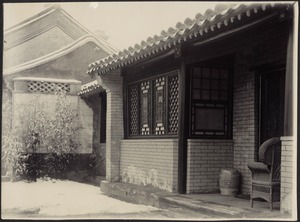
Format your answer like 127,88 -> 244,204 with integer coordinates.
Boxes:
177,59 -> 188,194
283,9 -> 296,136
96,69 -> 123,182
280,3 -> 297,217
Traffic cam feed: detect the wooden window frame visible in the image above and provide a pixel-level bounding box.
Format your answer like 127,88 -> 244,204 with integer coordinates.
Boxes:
99,92 -> 107,143
126,70 -> 179,138
189,65 -> 233,139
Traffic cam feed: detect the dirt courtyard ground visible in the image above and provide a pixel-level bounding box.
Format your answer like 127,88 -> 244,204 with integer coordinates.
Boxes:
1,179 -> 209,219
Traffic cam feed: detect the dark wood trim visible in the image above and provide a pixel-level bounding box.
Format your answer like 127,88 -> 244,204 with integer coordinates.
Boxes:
257,73 -> 262,155
149,80 -> 153,135
126,135 -> 178,140
125,70 -> 180,138
123,70 -> 129,138
165,75 -> 170,134
193,12 -> 278,47
177,59 -> 188,194
124,57 -> 181,83
255,63 -> 287,147
126,70 -> 179,85
186,55 -> 234,139
228,64 -> 234,140
124,49 -> 175,70
98,92 -> 107,144
188,65 -> 192,138
182,18 -> 290,68
258,66 -> 286,145
250,64 -> 286,73
284,19 -> 294,136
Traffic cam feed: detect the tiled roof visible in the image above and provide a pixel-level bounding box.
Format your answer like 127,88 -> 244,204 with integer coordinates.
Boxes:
78,80 -> 104,96
87,3 -> 288,75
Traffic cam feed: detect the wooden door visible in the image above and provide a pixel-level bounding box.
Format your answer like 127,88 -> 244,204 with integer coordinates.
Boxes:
259,68 -> 285,145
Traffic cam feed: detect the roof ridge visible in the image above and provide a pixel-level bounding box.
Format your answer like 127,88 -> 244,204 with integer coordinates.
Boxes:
4,5 -> 60,32
4,4 -> 119,53
3,34 -> 117,76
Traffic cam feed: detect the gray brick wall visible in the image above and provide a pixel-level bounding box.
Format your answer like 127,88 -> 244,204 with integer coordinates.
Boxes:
186,139 -> 233,194
233,51 -> 257,194
78,97 -> 93,153
97,69 -> 124,182
232,23 -> 289,194
120,139 -> 178,192
280,136 -> 295,215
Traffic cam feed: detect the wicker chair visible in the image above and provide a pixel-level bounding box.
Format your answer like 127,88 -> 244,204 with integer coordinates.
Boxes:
247,137 -> 281,211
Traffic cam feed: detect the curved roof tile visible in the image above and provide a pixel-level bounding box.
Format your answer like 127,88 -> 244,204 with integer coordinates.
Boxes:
78,80 -> 104,96
87,3 -> 287,75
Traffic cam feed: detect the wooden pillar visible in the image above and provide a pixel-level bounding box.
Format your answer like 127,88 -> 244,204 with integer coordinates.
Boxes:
177,59 -> 189,194
280,4 -> 297,218
283,16 -> 296,136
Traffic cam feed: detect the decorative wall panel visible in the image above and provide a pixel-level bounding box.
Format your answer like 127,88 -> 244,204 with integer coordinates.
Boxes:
154,77 -> 166,135
129,84 -> 139,135
28,81 -> 70,93
141,81 -> 150,135
168,74 -> 179,134
127,70 -> 179,137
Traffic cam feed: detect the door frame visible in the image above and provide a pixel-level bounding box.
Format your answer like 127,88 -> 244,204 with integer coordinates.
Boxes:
257,64 -> 286,147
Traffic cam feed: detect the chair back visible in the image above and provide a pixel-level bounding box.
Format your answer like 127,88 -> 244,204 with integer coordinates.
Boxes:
258,137 -> 281,181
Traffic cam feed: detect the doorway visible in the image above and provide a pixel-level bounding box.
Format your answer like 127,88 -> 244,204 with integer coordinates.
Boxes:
259,67 -> 285,146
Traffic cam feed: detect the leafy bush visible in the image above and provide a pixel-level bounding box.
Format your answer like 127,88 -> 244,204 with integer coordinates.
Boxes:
2,91 -> 81,181
2,128 -> 28,181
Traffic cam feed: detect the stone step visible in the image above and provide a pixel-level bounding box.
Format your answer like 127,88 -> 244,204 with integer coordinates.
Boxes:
159,195 -> 248,217
100,181 -> 251,217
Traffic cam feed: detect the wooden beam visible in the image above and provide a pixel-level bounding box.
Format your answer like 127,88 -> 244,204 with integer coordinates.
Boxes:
126,49 -> 175,69
177,59 -> 188,194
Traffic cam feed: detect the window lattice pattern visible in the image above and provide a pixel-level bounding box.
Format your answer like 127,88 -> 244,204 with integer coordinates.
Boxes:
191,66 -> 231,138
127,70 -> 179,137
28,81 -> 70,93
141,81 -> 150,135
129,85 -> 139,135
154,77 -> 165,135
168,75 -> 179,133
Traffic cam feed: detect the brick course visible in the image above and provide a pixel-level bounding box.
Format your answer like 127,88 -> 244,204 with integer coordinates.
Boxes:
232,52 -> 257,194
280,137 -> 296,215
232,22 -> 289,194
120,139 -> 178,192
186,139 -> 233,194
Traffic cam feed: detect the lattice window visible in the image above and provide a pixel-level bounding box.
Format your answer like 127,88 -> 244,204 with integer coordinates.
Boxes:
128,84 -> 139,135
28,81 -> 70,94
127,70 -> 179,137
168,74 -> 179,133
154,77 -> 166,135
141,81 -> 151,135
190,66 -> 232,138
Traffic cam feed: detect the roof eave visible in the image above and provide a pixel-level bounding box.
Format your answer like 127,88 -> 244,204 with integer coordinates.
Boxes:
87,3 -> 292,76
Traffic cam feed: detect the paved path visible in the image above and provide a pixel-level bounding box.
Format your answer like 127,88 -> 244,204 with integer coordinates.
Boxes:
1,179 -> 209,219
